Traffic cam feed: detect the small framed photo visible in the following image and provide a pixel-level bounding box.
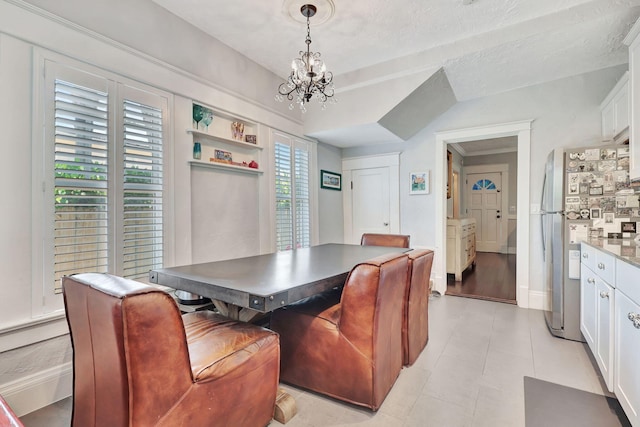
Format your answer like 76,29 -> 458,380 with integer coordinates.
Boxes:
320,170 -> 341,191
410,171 -> 429,195
214,149 -> 232,163
621,221 -> 637,233
589,186 -> 604,196
590,208 -> 601,219
245,135 -> 257,144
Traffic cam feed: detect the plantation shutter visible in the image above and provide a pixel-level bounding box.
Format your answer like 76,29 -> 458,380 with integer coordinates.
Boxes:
53,79 -> 109,291
122,100 -> 164,280
294,147 -> 310,248
274,133 -> 312,252
275,141 -> 293,251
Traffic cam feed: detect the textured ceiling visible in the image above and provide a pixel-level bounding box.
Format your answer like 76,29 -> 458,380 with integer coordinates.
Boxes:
152,0 -> 640,101
151,0 -> 640,146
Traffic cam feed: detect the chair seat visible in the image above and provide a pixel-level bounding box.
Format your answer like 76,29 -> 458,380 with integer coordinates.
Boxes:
183,311 -> 279,382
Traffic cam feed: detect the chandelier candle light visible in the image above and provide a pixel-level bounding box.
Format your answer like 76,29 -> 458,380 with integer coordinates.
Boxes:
276,4 -> 336,112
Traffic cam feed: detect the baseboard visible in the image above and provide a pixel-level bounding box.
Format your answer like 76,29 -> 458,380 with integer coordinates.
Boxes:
528,290 -> 548,311
0,362 -> 72,417
507,246 -> 517,254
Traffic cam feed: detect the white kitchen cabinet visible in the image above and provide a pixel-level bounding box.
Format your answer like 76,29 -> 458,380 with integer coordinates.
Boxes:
595,278 -> 614,391
446,218 -> 476,281
614,289 -> 640,427
615,258 -> 640,427
601,72 -> 629,143
580,263 -> 597,352
624,18 -> 640,181
580,253 -> 614,392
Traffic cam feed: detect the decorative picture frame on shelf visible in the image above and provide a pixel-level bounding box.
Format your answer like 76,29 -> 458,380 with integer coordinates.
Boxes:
320,170 -> 341,191
214,149 -> 232,163
245,135 -> 257,144
410,171 -> 429,195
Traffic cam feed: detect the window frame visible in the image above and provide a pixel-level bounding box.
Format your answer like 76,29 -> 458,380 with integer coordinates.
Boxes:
32,51 -> 175,315
270,130 -> 318,252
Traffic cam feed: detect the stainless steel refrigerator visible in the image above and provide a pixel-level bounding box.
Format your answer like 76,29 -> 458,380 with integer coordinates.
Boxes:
541,145 -> 633,341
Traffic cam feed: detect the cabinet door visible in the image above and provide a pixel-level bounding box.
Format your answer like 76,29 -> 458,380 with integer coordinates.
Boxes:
614,80 -> 630,137
629,37 -> 640,180
614,289 -> 640,427
602,100 -> 615,141
580,263 -> 597,352
595,279 -> 614,392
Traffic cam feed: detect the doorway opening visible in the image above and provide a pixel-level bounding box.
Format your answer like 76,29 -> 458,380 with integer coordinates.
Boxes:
434,121 -> 532,308
446,146 -> 517,303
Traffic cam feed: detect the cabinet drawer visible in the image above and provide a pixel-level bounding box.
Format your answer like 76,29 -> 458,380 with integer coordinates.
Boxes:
581,244 -> 598,272
617,259 -> 640,304
466,237 -> 474,249
595,250 -> 616,285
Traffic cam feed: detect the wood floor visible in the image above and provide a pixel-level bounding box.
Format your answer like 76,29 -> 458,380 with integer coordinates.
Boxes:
446,251 -> 517,304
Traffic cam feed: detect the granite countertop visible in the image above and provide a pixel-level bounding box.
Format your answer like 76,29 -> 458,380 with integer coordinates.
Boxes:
583,237 -> 640,268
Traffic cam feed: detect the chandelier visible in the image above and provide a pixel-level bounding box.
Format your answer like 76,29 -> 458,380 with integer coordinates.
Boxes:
275,4 -> 336,112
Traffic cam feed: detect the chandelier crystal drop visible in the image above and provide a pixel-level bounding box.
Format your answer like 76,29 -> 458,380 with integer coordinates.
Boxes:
276,4 -> 336,112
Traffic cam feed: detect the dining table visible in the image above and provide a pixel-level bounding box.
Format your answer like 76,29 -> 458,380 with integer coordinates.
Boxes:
149,243 -> 410,322
149,243 -> 410,424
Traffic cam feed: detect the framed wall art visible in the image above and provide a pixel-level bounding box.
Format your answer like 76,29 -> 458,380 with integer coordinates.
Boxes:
320,170 -> 341,191
410,171 -> 429,195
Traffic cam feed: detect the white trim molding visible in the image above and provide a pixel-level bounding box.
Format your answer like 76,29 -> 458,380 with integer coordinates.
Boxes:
435,120 -> 532,308
0,362 -> 72,417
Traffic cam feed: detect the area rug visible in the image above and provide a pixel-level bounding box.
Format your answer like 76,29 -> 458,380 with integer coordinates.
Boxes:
524,377 -> 631,427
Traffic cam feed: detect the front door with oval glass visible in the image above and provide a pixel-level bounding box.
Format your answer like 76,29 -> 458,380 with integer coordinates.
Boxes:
467,172 -> 503,252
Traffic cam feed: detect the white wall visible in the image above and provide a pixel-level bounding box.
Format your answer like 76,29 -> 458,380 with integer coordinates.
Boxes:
317,142 -> 345,244
343,64 -> 627,296
0,0 -> 324,415
21,0 -> 298,120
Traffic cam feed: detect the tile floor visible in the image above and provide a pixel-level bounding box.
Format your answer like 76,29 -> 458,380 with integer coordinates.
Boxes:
20,295 -> 608,427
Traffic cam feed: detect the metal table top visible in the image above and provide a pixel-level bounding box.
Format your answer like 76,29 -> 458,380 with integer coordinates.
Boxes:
149,243 -> 409,313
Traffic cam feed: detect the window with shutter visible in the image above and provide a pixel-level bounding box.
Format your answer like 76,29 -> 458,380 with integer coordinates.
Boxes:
42,60 -> 169,297
274,133 -> 312,251
122,100 -> 164,280
53,79 -> 110,290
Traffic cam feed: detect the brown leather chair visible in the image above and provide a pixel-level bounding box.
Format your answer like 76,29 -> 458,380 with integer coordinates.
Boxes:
270,252 -> 409,411
63,273 -> 280,427
360,233 -> 410,248
403,249 -> 434,366
0,394 -> 24,427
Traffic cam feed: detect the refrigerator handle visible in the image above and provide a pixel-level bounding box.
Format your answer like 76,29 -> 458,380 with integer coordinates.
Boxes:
540,173 -> 547,257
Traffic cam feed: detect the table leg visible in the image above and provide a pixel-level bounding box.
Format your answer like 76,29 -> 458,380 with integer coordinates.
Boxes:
274,387 -> 297,424
211,300 -> 298,423
211,299 -> 262,322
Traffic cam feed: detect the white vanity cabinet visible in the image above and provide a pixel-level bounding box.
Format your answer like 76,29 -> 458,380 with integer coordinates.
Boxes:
614,258 -> 640,427
446,218 -> 476,281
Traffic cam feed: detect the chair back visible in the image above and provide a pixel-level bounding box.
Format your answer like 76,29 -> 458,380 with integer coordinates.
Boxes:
404,249 -> 434,365
360,233 -> 410,248
339,252 -> 408,405
63,273 -> 192,427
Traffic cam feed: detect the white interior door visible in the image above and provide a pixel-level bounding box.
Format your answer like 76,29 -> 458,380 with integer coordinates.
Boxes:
351,167 -> 390,241
467,172 -> 503,252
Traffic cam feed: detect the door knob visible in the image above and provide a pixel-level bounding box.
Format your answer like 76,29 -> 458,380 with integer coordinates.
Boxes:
383,222 -> 389,226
